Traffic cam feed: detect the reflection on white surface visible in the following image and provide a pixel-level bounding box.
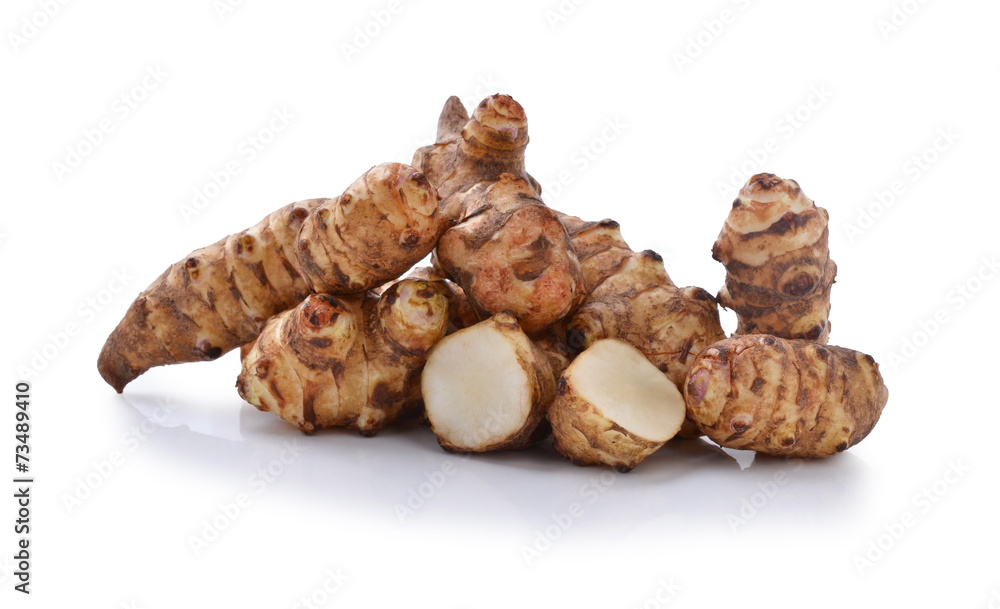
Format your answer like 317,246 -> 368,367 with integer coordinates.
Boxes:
119,387 -> 876,540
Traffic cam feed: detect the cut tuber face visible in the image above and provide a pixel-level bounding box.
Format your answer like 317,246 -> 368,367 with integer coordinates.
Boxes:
421,313 -> 555,453
684,335 -> 889,458
549,339 -> 686,472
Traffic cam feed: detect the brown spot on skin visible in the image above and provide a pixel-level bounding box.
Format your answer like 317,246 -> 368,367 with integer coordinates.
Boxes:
762,336 -> 776,346
416,285 -> 437,299
730,414 -> 752,434
512,256 -> 547,281
401,232 -> 421,247
302,394 -> 316,426
781,437 -> 795,447
248,261 -> 269,287
640,250 -> 663,263
836,442 -> 848,452
658,363 -> 669,373
690,289 -> 712,302
566,327 -> 586,352
804,324 -> 825,341
382,287 -> 399,307
864,354 -> 875,365
556,377 -> 569,395
750,377 -> 766,394
185,257 -> 198,269
198,339 -> 223,360
291,207 -> 309,221
680,339 -> 694,362
749,173 -> 782,190
732,198 -> 742,208
369,382 -> 394,410
763,212 -> 798,236
814,346 -> 829,362
308,337 -> 333,348
528,235 -> 550,251
783,273 -> 816,297
331,361 -> 345,378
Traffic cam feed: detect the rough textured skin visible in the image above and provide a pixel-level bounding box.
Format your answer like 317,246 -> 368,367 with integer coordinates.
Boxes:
435,175 -> 587,334
549,385 -> 663,473
403,267 -> 479,334
423,313 -> 556,453
98,199 -> 323,393
237,279 -> 450,435
685,335 -> 888,458
557,215 -> 634,290
295,163 -> 442,295
412,95 -> 542,225
713,173 -> 837,343
563,225 -> 726,390
560,213 -> 726,439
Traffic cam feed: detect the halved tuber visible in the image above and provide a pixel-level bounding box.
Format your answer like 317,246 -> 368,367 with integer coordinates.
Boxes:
421,313 -> 555,452
548,339 -> 687,472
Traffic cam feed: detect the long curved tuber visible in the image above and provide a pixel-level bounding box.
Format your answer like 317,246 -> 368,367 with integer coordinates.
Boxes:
98,199 -> 323,392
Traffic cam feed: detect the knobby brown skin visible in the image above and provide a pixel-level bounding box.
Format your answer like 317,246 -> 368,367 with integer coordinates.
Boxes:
434,174 -> 587,335
399,267 -> 479,335
560,214 -> 727,390
684,335 -> 889,458
549,379 -> 662,473
713,172 -> 837,343
412,94 -> 542,225
98,199 -> 322,393
237,279 -> 451,436
295,163 -> 442,295
99,162 -> 439,394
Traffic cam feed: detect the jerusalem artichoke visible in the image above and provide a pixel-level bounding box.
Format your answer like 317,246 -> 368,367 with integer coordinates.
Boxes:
684,335 -> 888,458
237,278 -> 451,435
99,163 -> 439,393
713,173 -> 836,342
548,339 -> 687,472
561,214 -> 726,390
412,94 -> 542,224
98,198 -> 323,392
421,313 -> 555,452
434,174 -> 587,334
295,163 -> 442,295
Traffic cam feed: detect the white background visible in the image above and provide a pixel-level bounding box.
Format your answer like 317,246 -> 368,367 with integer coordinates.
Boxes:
2,0 -> 999,607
